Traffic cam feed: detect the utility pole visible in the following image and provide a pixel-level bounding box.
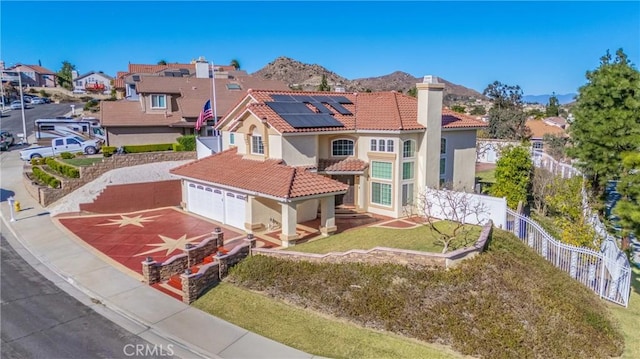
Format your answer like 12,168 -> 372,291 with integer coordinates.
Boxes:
17,69 -> 28,145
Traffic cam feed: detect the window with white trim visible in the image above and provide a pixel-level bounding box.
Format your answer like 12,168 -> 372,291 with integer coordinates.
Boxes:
370,138 -> 395,153
151,94 -> 166,109
251,134 -> 264,154
403,140 -> 415,158
402,162 -> 414,180
371,161 -> 392,206
402,183 -> 414,206
331,139 -> 354,156
230,133 -> 235,145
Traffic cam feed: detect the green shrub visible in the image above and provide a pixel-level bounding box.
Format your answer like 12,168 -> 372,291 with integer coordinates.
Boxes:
31,166 -> 60,188
45,157 -> 80,178
177,135 -> 196,151
227,230 -> 624,359
30,157 -> 46,166
75,152 -> 84,156
28,88 -> 38,94
102,146 -> 116,157
60,152 -> 75,159
122,143 -> 174,153
172,143 -> 184,152
39,89 -> 50,98
79,96 -> 95,102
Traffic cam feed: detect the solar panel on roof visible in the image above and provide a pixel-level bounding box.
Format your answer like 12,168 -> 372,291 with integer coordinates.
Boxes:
271,94 -> 297,102
311,95 -> 335,103
291,95 -> 316,103
265,102 -> 314,114
311,103 -> 332,114
280,114 -> 344,128
179,68 -> 190,75
325,102 -> 352,115
332,96 -> 353,104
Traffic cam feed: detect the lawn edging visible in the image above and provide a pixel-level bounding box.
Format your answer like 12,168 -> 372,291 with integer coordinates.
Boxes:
253,220 -> 493,269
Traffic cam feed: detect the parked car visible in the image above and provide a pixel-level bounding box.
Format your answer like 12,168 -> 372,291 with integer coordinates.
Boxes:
19,136 -> 101,160
10,101 -> 23,110
0,130 -> 15,151
31,97 -> 46,104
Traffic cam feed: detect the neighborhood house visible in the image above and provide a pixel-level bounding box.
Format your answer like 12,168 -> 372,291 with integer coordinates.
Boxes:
170,76 -> 487,246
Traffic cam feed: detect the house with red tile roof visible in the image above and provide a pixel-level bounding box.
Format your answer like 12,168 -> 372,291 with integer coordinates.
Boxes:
100,58 -> 289,147
170,76 -> 487,246
6,63 -> 57,87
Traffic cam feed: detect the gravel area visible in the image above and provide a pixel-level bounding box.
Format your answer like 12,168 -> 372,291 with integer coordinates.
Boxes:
48,160 -> 190,216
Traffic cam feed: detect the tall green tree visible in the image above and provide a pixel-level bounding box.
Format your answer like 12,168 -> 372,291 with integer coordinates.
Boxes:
490,145 -> 533,209
56,61 -> 76,90
157,59 -> 167,65
317,74 -> 330,91
230,59 -> 241,70
545,93 -> 560,117
614,152 -> 640,238
483,81 -> 530,140
568,49 -> 640,192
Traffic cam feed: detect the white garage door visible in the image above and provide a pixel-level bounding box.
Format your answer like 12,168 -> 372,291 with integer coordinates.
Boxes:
224,191 -> 246,230
187,182 -> 224,222
186,182 -> 246,230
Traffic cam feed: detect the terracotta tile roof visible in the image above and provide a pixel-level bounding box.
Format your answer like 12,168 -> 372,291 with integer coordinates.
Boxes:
128,63 -> 195,74
113,78 -> 124,89
170,148 -> 348,199
526,119 -> 567,139
100,100 -> 182,127
317,158 -> 369,173
227,90 -> 487,134
543,116 -> 567,128
135,76 -> 185,93
441,109 -> 488,129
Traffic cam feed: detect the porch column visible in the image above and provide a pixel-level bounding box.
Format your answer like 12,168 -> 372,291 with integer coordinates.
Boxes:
245,195 -> 257,231
279,202 -> 298,247
320,196 -> 337,235
357,174 -> 367,210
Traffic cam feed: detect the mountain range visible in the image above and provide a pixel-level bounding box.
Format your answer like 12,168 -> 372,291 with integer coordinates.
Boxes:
522,93 -> 577,105
251,57 -> 485,105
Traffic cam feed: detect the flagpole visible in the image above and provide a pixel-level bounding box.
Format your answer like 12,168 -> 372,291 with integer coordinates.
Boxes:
211,61 -> 218,133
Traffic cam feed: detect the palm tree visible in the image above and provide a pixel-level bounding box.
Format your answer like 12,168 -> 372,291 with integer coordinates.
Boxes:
230,59 -> 240,70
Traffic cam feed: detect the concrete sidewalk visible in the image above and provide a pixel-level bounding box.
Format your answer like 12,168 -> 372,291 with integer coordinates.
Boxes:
0,150 -> 318,359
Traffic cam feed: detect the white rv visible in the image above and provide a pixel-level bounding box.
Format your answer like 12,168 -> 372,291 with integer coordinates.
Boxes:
34,117 -> 106,143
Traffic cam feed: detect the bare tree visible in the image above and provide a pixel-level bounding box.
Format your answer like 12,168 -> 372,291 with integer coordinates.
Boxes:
531,167 -> 555,215
407,186 -> 489,253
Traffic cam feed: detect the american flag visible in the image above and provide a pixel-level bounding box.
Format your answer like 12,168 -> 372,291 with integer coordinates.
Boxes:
195,99 -> 213,131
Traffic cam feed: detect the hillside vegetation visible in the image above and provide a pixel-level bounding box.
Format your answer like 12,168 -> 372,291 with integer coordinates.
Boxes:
226,229 -> 623,358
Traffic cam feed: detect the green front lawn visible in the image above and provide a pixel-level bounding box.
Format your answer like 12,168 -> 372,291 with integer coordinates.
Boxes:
194,283 -> 461,359
61,157 -> 104,167
288,221 -> 481,254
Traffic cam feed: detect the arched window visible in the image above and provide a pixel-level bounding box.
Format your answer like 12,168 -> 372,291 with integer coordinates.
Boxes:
251,128 -> 264,154
403,140 -> 415,158
332,139 -> 354,156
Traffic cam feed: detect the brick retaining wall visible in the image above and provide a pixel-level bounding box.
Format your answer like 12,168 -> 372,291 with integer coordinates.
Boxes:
253,221 -> 494,269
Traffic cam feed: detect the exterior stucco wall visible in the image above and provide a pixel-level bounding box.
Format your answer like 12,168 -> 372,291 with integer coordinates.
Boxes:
442,129 -> 477,191
296,199 -> 319,222
281,135 -> 317,166
106,127 -> 182,147
269,134 -> 283,160
251,197 -> 281,229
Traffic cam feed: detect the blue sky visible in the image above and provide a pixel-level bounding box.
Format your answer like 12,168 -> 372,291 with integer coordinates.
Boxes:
2,1 -> 638,95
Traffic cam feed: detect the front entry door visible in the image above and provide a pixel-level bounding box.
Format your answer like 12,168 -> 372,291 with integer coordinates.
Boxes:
333,175 -> 355,206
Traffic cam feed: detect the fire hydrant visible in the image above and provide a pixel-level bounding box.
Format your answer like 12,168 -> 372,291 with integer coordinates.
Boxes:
14,200 -> 21,212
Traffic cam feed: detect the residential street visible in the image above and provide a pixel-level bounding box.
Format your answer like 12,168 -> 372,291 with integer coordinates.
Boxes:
0,230 -> 176,359
0,103 -> 73,141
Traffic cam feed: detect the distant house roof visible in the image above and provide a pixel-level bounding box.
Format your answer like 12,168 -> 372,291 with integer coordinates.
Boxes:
170,147 -> 348,200
542,116 -> 567,128
222,90 -> 487,134
10,64 -> 56,75
526,119 -> 567,140
100,101 -> 180,127
128,63 -> 195,74
76,71 -> 113,81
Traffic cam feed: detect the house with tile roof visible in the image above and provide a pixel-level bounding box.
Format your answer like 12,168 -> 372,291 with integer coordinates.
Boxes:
100,58 -> 289,147
6,63 -> 57,87
526,118 -> 568,152
71,71 -> 114,94
170,76 -> 488,246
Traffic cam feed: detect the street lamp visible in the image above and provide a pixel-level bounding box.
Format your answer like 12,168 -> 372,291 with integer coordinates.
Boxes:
17,69 -> 28,145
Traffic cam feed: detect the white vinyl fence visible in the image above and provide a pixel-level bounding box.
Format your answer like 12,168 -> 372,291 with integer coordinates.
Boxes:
422,188 -> 507,228
527,151 -> 631,307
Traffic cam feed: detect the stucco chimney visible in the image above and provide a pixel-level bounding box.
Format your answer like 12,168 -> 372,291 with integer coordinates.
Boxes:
416,75 -> 445,189
195,56 -> 209,79
71,70 -> 78,80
